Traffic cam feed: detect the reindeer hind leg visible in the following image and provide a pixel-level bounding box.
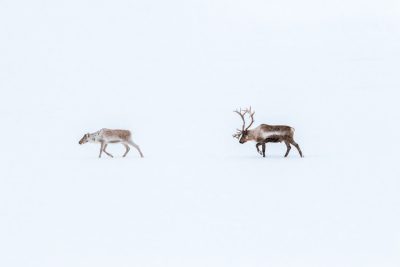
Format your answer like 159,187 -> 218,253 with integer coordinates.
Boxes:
284,141 -> 291,157
128,140 -> 144,158
290,139 -> 303,157
122,143 -> 130,157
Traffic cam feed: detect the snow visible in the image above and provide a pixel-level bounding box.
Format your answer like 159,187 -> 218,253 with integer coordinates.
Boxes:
1,0 -> 400,266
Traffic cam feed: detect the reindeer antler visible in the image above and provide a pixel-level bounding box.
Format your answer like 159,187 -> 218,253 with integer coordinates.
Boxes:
233,106 -> 256,138
233,108 -> 247,132
244,106 -> 255,131
232,129 -> 242,139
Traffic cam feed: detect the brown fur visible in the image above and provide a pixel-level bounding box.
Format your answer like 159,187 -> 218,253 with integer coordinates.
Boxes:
101,129 -> 131,140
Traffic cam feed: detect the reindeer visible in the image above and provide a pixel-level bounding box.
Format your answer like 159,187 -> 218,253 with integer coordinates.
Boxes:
79,128 -> 144,158
233,107 -> 303,158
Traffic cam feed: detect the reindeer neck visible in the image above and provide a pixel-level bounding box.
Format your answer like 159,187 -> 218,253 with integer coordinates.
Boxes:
90,130 -> 103,142
246,128 -> 259,141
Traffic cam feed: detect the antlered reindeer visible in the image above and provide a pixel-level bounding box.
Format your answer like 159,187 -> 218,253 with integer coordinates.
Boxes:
233,107 -> 303,158
79,128 -> 144,158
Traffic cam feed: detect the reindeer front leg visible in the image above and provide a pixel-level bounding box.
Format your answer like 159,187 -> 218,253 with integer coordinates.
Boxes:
256,143 -> 263,156
103,144 -> 114,158
99,141 -> 105,158
262,143 -> 266,157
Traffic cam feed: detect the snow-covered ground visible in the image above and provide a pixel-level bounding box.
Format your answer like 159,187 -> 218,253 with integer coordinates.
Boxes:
1,1 -> 400,266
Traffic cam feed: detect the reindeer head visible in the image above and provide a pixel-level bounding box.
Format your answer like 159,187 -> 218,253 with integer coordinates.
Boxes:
233,107 -> 255,144
78,133 -> 91,145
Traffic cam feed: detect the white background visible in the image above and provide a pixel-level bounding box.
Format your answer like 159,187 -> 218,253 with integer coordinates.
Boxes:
1,0 -> 399,266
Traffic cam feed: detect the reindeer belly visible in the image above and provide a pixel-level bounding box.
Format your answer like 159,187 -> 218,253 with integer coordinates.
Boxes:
265,136 -> 282,143
260,131 -> 290,143
261,131 -> 284,139
104,137 -> 124,143
108,140 -> 122,143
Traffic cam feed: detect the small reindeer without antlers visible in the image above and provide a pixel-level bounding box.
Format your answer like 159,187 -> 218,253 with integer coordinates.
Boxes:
79,128 -> 144,158
233,107 -> 303,158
